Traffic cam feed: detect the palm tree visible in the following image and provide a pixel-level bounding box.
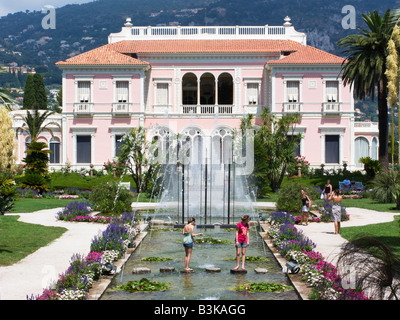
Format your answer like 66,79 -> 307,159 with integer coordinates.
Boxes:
14,106 -> 59,142
338,10 -> 394,170
0,90 -> 18,111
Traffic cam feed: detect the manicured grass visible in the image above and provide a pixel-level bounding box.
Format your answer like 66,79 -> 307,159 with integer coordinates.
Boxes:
341,198 -> 400,213
340,216 -> 400,257
10,198 -> 77,213
0,215 -> 67,266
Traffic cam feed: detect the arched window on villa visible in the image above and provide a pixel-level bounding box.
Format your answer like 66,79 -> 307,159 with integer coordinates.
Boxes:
200,73 -> 215,105
49,137 -> 61,164
371,137 -> 378,160
211,128 -> 233,165
182,73 -> 198,105
150,127 -> 171,165
355,137 -> 370,167
218,73 -> 233,105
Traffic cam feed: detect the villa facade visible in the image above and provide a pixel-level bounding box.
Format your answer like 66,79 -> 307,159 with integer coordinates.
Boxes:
12,17 -> 378,172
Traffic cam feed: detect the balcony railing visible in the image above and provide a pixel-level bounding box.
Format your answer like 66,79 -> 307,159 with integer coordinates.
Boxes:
323,102 -> 341,113
74,103 -> 93,114
181,105 -> 233,114
112,102 -> 131,114
283,102 -> 302,113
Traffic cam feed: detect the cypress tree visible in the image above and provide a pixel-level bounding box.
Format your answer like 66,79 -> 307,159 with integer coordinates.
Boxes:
23,74 -> 35,109
33,73 -> 47,109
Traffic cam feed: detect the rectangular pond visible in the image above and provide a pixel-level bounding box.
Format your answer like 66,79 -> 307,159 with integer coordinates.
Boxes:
100,225 -> 300,300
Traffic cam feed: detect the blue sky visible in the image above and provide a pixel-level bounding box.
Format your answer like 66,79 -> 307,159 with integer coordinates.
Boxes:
0,0 -> 94,17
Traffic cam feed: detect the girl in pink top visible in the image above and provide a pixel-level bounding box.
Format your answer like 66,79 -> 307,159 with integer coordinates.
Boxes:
233,215 -> 251,271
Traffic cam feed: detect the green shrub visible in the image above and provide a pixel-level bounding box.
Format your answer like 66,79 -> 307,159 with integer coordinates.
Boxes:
359,157 -> 381,178
0,173 -> 16,215
49,172 -> 134,191
371,169 -> 400,209
89,181 -> 132,214
21,141 -> 51,193
18,172 -> 49,193
276,182 -> 320,215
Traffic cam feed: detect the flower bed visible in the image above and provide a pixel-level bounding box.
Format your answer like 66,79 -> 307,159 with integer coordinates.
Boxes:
56,201 -> 92,221
29,211 -> 140,300
266,212 -> 368,300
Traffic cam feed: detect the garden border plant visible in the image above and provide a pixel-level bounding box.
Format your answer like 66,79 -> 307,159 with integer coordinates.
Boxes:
29,210 -> 140,300
265,211 -> 368,300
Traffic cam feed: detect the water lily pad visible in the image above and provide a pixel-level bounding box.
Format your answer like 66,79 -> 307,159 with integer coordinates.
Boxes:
112,278 -> 171,293
141,256 -> 173,262
233,282 -> 293,293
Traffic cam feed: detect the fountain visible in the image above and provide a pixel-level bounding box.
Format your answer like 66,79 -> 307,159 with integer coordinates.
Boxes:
151,126 -> 256,226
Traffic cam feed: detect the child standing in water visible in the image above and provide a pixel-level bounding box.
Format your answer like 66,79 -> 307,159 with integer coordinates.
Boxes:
233,215 -> 251,271
182,217 -> 203,271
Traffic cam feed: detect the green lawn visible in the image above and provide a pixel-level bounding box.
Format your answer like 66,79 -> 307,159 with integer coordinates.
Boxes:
0,215 -> 67,266
340,215 -> 400,257
341,198 -> 400,213
10,198 -> 77,213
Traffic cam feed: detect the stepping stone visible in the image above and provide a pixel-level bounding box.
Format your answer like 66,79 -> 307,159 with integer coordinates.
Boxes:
181,269 -> 195,273
205,267 -> 221,273
254,268 -> 268,274
230,268 -> 247,274
132,267 -> 151,274
160,267 -> 175,273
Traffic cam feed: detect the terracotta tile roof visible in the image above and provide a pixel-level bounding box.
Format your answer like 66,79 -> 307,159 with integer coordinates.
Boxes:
55,44 -> 149,66
109,39 -> 303,54
267,45 -> 345,65
56,39 -> 345,66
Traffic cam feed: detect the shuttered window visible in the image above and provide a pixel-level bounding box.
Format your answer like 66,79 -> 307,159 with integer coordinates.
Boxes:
78,81 -> 91,102
156,83 -> 169,105
116,81 -> 129,102
287,81 -> 299,102
247,83 -> 259,105
326,81 -> 338,102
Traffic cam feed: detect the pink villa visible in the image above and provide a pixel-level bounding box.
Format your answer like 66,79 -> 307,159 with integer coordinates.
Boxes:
12,17 -> 378,173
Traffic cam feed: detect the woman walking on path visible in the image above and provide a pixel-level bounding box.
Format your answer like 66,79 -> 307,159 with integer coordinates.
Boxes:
300,189 -> 312,226
233,215 -> 251,271
182,217 -> 203,271
329,189 -> 343,234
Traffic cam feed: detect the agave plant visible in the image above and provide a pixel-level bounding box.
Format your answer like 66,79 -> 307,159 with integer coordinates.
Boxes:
371,169 -> 400,209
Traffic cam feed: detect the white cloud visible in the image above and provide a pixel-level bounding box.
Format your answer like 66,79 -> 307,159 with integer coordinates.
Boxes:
0,0 -> 94,17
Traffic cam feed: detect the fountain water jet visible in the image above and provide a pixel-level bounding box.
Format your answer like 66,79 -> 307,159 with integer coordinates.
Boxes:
152,126 -> 256,226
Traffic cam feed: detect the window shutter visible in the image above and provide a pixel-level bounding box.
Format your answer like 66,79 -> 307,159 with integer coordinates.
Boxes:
78,81 -> 90,102
326,81 -> 338,102
156,83 -> 169,105
116,81 -> 129,102
287,81 -> 299,102
247,83 -> 258,105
